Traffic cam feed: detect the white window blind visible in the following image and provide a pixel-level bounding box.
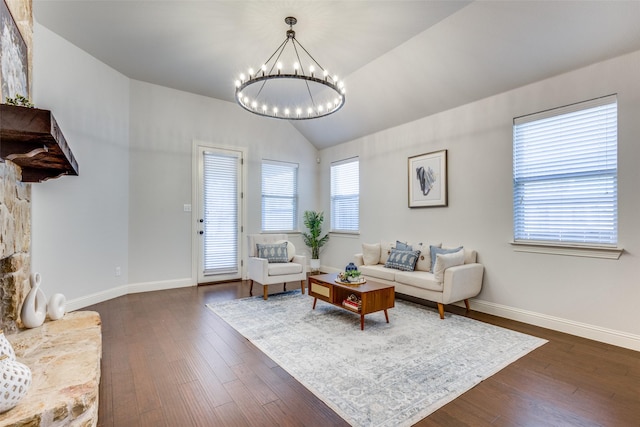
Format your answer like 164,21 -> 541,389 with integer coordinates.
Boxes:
203,151 -> 239,275
331,157 -> 359,232
262,160 -> 298,232
513,95 -> 617,246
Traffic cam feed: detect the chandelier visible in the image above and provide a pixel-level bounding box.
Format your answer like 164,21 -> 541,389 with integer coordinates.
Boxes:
234,17 -> 346,120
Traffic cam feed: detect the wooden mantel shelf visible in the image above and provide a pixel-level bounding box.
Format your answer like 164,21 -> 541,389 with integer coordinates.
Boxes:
0,104 -> 79,182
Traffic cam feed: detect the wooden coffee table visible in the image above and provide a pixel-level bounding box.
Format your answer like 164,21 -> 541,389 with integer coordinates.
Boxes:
308,273 -> 395,330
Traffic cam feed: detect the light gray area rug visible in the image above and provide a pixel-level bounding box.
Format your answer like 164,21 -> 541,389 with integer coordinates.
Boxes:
207,291 -> 546,427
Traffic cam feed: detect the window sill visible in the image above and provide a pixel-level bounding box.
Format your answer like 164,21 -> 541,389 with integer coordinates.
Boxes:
330,231 -> 360,237
510,241 -> 623,259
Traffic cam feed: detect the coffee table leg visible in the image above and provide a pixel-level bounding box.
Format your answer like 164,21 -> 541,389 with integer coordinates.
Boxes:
384,309 -> 389,323
360,314 -> 365,330
313,297 -> 317,310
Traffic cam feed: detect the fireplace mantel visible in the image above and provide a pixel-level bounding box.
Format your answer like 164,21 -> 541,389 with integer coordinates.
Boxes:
0,104 -> 79,182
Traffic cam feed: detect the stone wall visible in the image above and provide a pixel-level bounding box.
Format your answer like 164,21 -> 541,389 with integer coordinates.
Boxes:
1,0 -> 33,333
0,161 -> 31,332
5,0 -> 34,96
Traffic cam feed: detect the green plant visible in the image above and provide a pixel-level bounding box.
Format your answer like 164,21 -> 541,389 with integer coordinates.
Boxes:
344,269 -> 361,279
302,210 -> 329,259
5,94 -> 34,108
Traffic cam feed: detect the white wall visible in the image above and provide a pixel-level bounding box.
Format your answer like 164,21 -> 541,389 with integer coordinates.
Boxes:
31,23 -> 130,303
30,23 -> 320,305
128,81 -> 319,286
319,50 -> 640,350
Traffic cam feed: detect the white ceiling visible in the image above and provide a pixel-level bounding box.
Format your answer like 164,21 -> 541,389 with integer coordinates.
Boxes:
33,1 -> 640,149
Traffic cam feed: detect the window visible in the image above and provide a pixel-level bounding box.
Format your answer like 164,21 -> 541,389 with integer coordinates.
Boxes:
261,160 -> 298,232
513,95 -> 617,246
331,157 -> 359,232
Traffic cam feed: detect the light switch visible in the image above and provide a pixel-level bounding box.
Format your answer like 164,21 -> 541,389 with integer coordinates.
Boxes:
183,204 -> 192,212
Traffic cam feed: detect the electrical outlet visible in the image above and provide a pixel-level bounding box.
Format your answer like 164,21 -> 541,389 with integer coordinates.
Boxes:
183,204 -> 192,212
115,267 -> 121,277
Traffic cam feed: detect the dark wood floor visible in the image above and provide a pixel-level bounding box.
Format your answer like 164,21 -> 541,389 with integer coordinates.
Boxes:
89,281 -> 640,427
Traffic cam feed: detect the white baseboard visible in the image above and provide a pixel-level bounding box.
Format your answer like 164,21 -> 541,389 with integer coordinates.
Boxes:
468,299 -> 640,352
65,278 -> 196,312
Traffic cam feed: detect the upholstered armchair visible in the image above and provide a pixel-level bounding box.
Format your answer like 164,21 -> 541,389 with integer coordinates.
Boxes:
247,234 -> 307,300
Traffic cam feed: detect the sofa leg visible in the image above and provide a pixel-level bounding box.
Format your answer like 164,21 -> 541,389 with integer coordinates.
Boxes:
464,299 -> 470,312
263,285 -> 268,300
249,280 -> 253,295
300,279 -> 306,295
437,303 -> 445,319
283,282 -> 287,291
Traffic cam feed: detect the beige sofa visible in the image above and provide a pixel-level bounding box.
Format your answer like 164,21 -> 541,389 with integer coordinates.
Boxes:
354,241 -> 484,319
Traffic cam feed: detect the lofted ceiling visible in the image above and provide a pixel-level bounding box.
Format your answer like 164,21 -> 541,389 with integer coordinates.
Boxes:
33,1 -> 640,149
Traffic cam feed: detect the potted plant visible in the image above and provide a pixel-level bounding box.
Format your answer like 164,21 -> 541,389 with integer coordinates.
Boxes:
302,210 -> 329,272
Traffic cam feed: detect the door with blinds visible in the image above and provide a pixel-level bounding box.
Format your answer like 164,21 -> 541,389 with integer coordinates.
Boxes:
196,146 -> 243,283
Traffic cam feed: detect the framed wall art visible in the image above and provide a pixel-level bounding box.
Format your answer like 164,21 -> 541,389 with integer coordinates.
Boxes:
1,0 -> 29,100
408,149 -> 448,208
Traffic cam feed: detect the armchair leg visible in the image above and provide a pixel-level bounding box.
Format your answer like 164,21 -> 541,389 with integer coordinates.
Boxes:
283,283 -> 287,291
300,279 -> 306,294
263,285 -> 268,300
464,299 -> 470,312
437,303 -> 445,319
249,280 -> 253,296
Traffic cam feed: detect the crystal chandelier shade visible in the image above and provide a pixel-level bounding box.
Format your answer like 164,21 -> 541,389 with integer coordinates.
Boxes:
234,17 -> 346,120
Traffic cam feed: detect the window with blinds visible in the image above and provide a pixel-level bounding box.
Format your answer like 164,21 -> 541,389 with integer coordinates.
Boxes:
331,157 -> 359,232
513,95 -> 618,246
262,160 -> 298,232
203,151 -> 239,275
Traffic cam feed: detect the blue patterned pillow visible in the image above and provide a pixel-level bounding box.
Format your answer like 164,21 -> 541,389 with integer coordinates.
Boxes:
385,248 -> 421,271
430,246 -> 463,269
256,242 -> 289,263
395,240 -> 413,251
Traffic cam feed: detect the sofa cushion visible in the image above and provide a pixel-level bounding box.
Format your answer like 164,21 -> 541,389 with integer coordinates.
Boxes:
256,242 -> 289,263
433,250 -> 466,282
268,262 -> 303,276
276,240 -> 296,261
430,246 -> 463,269
362,243 -> 381,265
394,270 -> 443,291
380,241 -> 394,264
395,240 -> 413,251
385,249 -> 421,271
415,242 -> 442,272
359,264 -> 397,281
464,249 -> 477,264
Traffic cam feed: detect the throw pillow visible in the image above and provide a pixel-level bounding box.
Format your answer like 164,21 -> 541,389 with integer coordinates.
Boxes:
275,240 -> 296,261
430,246 -> 463,270
433,250 -> 466,282
395,240 -> 413,251
362,243 -> 381,265
256,242 -> 289,263
384,248 -> 421,271
415,242 -> 441,272
380,241 -> 394,264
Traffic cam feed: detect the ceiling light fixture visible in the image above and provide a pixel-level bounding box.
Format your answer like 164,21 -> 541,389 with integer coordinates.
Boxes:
234,17 -> 346,120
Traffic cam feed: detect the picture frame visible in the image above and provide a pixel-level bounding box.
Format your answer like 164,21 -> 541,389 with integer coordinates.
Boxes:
0,0 -> 29,100
408,149 -> 448,208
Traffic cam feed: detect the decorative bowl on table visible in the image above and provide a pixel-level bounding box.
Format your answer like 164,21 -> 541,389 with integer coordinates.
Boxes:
337,263 -> 366,285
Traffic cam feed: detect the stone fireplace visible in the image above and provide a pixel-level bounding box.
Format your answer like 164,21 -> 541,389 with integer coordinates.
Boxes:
1,0 -> 33,333
0,161 -> 31,332
0,2 -> 101,425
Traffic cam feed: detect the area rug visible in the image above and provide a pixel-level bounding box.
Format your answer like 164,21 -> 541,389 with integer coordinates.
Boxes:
206,291 -> 546,427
